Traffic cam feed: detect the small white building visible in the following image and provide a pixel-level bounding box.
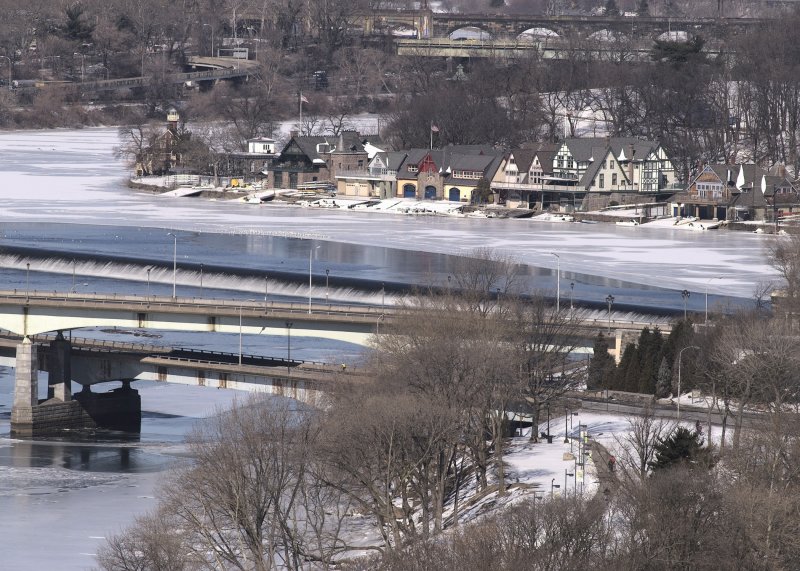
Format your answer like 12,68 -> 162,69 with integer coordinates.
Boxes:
247,137 -> 277,155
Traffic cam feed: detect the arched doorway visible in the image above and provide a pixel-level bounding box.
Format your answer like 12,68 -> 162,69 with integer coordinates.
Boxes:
448,187 -> 461,202
403,183 -> 416,198
424,185 -> 437,199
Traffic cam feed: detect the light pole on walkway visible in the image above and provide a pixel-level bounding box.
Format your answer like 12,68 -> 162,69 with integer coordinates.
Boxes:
605,294 -> 615,333
167,233 -> 177,299
550,252 -> 560,312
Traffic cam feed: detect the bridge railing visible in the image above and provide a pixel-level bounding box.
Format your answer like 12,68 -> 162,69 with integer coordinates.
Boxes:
2,289 -> 390,319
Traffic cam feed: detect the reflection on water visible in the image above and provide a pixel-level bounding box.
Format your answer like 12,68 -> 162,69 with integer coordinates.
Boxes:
0,438 -> 177,474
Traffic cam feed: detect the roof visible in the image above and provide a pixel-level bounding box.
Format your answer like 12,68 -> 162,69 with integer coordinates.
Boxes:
563,137 -> 659,163
278,131 -> 383,164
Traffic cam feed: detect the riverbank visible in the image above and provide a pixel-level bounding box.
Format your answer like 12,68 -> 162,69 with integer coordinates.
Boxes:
134,177 -> 778,234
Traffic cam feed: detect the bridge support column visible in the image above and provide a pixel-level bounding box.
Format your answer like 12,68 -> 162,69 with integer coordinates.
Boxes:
48,331 -> 72,402
10,338 -> 39,432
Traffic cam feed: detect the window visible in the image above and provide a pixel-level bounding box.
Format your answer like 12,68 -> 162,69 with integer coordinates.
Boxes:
599,174 -> 605,188
408,165 -> 418,173
612,173 -> 617,186
567,157 -> 573,169
557,156 -> 564,169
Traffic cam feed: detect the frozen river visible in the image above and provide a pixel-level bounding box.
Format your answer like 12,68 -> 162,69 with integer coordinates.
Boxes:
0,127 -> 780,569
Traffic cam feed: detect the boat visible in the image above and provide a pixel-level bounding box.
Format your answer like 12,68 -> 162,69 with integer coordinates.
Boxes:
616,219 -> 640,226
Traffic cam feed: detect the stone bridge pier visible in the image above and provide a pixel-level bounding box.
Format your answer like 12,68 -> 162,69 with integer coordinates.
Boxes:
10,333 -> 141,437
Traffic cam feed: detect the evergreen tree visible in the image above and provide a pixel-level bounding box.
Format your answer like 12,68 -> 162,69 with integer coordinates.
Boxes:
638,327 -> 663,394
588,333 -> 616,390
655,356 -> 672,398
616,342 -> 638,392
649,426 -> 714,472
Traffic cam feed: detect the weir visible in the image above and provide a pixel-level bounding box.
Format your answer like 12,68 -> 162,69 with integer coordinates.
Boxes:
10,334 -> 141,437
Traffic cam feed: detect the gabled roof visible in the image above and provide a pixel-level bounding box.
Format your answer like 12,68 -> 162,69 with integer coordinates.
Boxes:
692,164 -> 767,190
508,148 -> 536,173
563,137 -> 659,163
278,131 -> 381,164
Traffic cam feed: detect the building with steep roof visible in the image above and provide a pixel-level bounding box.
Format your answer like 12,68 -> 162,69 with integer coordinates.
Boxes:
266,131 -> 383,190
669,163 -> 797,221
492,137 -> 676,211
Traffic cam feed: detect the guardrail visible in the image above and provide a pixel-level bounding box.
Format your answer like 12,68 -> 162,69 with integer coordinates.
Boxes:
0,290 -> 388,320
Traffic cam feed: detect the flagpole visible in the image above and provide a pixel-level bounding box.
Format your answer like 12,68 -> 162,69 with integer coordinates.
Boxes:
430,121 -> 433,150
299,92 -> 303,133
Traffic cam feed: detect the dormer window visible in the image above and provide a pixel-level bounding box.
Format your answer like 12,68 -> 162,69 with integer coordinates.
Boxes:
408,165 -> 418,173
317,143 -> 335,153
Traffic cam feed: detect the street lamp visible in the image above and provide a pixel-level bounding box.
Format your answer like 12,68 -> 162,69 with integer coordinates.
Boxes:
551,478 -> 560,498
238,304 -> 243,366
0,55 -> 11,89
200,263 -> 204,297
26,262 -> 30,299
677,345 -> 700,419
550,252 -> 560,312
381,282 -> 386,314
570,281 -> 575,310
546,402 -> 551,439
71,259 -> 76,293
264,275 -> 269,311
147,268 -> 151,299
325,268 -> 330,304
167,232 -> 177,299
681,289 -> 690,321
605,294 -> 615,333
308,245 -> 320,314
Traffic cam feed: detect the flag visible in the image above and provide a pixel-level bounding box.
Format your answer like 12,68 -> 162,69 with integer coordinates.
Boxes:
430,123 -> 439,133
300,94 -> 309,104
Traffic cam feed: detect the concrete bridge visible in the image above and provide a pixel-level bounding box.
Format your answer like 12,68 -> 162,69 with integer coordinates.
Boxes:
0,290 -> 382,436
0,290 -> 664,436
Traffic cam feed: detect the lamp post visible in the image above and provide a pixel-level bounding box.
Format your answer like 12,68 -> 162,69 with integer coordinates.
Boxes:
200,263 -> 204,297
381,282 -> 385,314
0,55 -> 11,89
238,304 -> 243,366
167,233 -> 177,299
677,345 -> 700,419
605,294 -> 615,333
551,478 -> 560,498
570,281 -> 574,310
26,262 -> 30,299
147,268 -> 151,299
71,259 -> 76,293
325,268 -> 330,304
550,252 -> 560,312
681,289 -> 690,320
264,275 -> 269,311
308,246 -> 320,314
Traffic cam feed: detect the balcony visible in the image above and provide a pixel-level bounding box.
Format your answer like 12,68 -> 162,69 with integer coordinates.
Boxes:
335,168 -> 397,181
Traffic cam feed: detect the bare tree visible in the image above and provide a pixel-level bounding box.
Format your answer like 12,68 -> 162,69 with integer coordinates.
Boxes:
612,406 -> 674,482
